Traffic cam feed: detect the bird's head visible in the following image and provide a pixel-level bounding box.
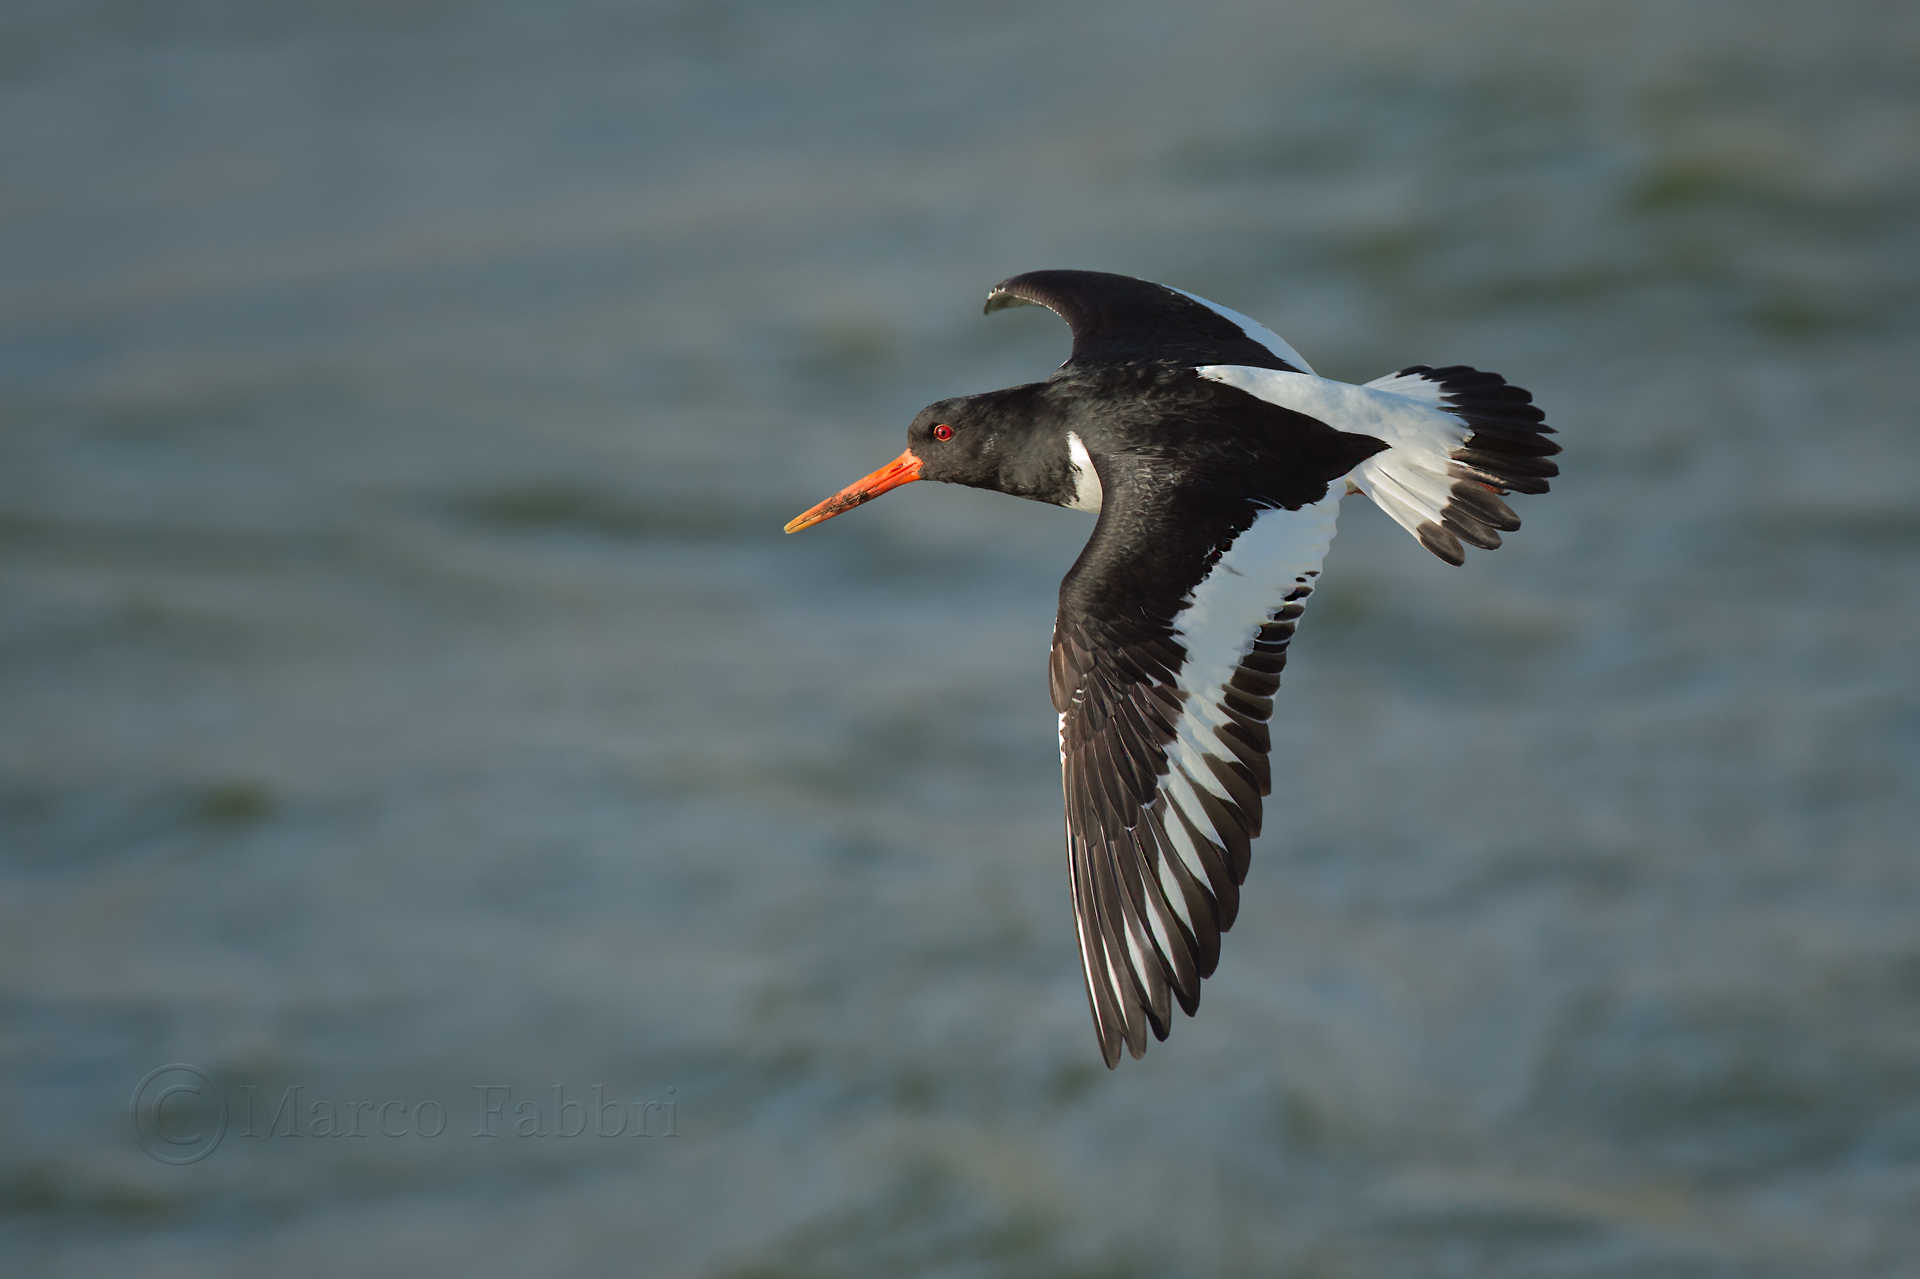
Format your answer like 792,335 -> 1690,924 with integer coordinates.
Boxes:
784,391 -> 1042,534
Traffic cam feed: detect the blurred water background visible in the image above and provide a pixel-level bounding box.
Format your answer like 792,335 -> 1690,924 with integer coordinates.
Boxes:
3,0 -> 1918,1274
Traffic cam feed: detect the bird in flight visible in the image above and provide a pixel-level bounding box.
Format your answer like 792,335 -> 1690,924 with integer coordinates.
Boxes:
785,270 -> 1559,1068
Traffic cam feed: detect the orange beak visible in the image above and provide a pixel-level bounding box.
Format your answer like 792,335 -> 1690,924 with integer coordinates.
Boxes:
784,449 -> 924,533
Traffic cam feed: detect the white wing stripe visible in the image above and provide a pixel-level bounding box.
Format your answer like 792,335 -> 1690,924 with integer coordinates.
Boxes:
1153,843 -> 1195,936
1158,776 -> 1219,881
1169,498 -> 1338,710
1168,288 -> 1316,374
1168,734 -> 1231,803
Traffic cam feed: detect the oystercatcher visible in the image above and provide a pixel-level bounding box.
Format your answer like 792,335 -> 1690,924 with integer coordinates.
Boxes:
786,270 -> 1558,1067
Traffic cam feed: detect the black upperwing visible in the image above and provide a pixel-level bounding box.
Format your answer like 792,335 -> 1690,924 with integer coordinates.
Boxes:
985,269 -> 1307,373
1050,432 -> 1379,1067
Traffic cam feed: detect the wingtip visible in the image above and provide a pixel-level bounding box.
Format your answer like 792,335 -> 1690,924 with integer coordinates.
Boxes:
983,288 -> 1036,316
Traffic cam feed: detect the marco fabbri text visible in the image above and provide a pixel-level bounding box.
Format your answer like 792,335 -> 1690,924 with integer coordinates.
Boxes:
238,1084 -> 680,1138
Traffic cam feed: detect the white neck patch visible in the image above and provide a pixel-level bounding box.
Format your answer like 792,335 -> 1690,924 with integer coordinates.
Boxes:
1065,431 -> 1103,513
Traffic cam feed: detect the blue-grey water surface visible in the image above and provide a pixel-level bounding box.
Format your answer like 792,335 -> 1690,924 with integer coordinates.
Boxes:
4,1 -> 1919,1274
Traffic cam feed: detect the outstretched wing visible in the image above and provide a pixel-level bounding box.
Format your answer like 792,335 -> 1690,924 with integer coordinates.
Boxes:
986,269 -> 1313,374
1051,451 -> 1346,1066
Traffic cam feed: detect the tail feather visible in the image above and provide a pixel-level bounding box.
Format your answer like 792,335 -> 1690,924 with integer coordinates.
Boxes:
1190,360 -> 1558,564
1352,365 -> 1559,565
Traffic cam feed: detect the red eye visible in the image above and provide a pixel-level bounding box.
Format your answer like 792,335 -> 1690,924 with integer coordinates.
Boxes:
933,423 -> 954,441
